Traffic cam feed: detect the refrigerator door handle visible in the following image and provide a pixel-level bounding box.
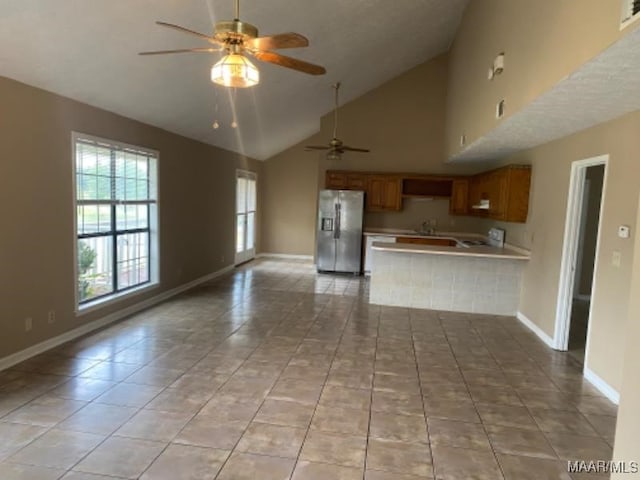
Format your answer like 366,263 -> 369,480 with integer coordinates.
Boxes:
334,203 -> 341,239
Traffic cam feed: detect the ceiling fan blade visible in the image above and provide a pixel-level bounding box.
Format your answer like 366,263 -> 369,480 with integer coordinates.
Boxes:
250,50 -> 326,75
341,146 -> 370,153
304,146 -> 330,150
155,21 -> 220,45
139,47 -> 222,56
245,32 -> 309,51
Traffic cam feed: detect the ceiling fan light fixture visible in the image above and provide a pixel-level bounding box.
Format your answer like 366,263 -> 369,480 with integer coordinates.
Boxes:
326,151 -> 341,161
211,53 -> 259,88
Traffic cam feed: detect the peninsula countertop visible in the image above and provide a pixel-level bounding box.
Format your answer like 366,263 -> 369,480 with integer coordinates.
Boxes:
371,241 -> 530,260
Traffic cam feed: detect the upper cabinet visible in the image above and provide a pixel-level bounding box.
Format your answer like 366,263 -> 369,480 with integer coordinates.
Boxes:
468,165 -> 531,223
449,179 -> 469,215
325,171 -> 401,212
324,165 -> 530,221
366,175 -> 402,212
325,171 -> 366,190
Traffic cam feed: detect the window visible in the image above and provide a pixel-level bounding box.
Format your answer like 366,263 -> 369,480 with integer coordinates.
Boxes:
621,0 -> 640,26
73,133 -> 158,308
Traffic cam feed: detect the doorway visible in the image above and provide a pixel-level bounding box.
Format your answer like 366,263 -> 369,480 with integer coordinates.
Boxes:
235,170 -> 257,265
554,155 -> 607,365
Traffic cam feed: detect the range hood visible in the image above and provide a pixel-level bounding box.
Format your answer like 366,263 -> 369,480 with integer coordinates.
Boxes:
471,199 -> 490,210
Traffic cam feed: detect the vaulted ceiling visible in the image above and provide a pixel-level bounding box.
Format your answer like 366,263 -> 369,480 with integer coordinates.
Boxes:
0,0 -> 468,160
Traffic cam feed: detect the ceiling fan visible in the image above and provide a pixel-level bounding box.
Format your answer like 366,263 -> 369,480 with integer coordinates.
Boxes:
139,0 -> 326,88
305,82 -> 370,160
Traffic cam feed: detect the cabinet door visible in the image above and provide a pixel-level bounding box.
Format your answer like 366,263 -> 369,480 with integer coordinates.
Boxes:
325,171 -> 346,189
346,174 -> 366,190
366,176 -> 401,211
487,170 -> 508,220
468,174 -> 488,215
381,177 -> 402,210
366,176 -> 386,210
449,179 -> 469,215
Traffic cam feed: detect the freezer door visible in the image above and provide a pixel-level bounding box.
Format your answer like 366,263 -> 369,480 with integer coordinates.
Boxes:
316,190 -> 337,271
335,190 -> 364,273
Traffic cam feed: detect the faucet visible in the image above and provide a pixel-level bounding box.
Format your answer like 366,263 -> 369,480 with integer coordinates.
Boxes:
421,221 -> 436,235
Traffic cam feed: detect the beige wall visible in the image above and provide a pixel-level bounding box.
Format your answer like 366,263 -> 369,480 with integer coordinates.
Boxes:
259,135 -> 320,255
510,111 -> 640,392
261,53 -> 498,255
0,76 -> 261,360
446,0 -> 640,158
612,194 -> 640,480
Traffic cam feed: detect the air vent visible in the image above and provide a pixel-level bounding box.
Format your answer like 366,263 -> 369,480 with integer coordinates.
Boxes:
621,0 -> 640,26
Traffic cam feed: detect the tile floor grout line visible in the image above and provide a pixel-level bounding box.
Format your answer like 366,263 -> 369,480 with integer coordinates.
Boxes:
408,308 -> 437,478
287,290 -> 364,479
361,302 -> 381,480
440,312 -> 508,480
209,289 -> 340,479
0,259 -> 618,479
50,280 -> 268,478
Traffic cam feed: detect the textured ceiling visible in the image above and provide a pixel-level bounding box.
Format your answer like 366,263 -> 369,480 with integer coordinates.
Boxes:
0,0 -> 468,160
450,26 -> 640,162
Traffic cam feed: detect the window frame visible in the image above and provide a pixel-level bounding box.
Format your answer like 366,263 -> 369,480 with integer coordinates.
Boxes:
72,132 -> 160,314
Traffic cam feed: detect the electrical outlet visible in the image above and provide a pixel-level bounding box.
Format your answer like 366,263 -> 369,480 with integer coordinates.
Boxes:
25,317 -> 33,332
48,310 -> 56,324
612,250 -> 622,268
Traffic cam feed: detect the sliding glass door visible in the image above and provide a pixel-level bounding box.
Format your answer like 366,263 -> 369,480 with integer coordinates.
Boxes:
235,170 -> 256,265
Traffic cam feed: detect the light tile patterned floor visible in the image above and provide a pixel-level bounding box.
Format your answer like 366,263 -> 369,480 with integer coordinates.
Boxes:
0,259 -> 617,479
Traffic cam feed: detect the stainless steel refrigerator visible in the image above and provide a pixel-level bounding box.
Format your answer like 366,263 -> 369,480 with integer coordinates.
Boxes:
316,189 -> 364,274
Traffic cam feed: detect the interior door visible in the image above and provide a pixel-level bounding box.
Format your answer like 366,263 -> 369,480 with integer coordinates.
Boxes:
235,170 -> 256,265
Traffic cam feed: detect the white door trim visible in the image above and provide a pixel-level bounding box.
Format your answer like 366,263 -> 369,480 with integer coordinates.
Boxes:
553,155 -> 608,351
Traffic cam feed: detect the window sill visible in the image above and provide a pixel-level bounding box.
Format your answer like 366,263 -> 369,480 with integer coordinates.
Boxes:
76,281 -> 159,317
620,13 -> 640,30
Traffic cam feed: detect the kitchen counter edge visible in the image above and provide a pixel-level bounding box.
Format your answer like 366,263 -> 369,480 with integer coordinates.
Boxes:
371,241 -> 530,260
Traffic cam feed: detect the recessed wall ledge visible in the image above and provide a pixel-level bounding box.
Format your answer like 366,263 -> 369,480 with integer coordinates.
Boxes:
448,26 -> 640,163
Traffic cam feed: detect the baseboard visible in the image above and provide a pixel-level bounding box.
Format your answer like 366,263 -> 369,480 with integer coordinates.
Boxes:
257,253 -> 313,261
0,264 -> 235,372
516,311 -> 555,348
584,367 -> 620,405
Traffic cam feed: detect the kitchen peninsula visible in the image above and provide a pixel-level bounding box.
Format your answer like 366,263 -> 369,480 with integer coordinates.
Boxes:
369,235 -> 529,315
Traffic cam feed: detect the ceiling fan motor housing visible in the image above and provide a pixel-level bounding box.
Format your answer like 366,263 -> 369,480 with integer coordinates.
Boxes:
214,20 -> 258,45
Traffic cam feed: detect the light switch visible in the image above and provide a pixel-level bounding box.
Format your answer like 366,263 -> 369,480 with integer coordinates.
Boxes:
618,225 -> 630,238
612,250 -> 622,268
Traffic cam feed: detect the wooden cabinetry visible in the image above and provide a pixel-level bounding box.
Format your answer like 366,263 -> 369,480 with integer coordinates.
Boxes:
325,171 -> 366,190
449,179 -> 469,215
325,166 -> 530,221
468,165 -> 531,223
396,237 -> 457,246
366,175 -> 402,211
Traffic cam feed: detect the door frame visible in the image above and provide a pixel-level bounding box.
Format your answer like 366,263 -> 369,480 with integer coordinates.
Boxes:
235,169 -> 257,265
553,154 -> 608,352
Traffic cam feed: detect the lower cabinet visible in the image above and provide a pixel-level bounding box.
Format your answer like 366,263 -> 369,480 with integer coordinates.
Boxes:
396,237 -> 457,247
364,235 -> 396,275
